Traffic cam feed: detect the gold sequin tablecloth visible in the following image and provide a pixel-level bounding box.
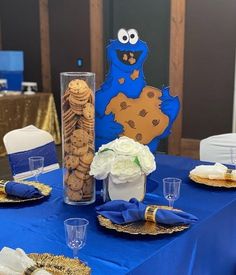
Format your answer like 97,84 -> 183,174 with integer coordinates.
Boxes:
0,93 -> 61,156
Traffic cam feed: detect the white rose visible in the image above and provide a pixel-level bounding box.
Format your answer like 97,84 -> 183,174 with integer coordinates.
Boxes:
112,136 -> 141,156
110,156 -> 142,184
89,150 -> 115,179
98,139 -> 116,152
137,145 -> 156,175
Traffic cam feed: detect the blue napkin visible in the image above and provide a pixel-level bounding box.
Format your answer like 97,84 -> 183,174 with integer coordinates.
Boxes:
96,198 -> 198,225
4,181 -> 43,199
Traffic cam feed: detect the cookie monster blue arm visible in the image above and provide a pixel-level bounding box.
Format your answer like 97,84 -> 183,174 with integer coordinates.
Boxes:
95,74 -> 124,150
95,113 -> 123,149
160,86 -> 180,131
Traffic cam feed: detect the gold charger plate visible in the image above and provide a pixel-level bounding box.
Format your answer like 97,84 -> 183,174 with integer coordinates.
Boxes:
189,174 -> 236,188
28,253 -> 91,275
97,215 -> 189,236
0,180 -> 52,203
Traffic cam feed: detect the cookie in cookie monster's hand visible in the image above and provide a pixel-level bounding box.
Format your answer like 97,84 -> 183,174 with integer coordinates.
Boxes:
105,86 -> 170,144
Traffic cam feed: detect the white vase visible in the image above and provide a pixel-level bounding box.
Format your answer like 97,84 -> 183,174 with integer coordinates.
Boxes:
102,174 -> 146,202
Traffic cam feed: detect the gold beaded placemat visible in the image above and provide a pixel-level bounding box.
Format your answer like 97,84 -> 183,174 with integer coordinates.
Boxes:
28,253 -> 91,275
189,174 -> 236,188
0,180 -> 52,203
97,214 -> 188,235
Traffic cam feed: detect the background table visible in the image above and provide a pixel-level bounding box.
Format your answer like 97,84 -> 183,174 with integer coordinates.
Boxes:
0,154 -> 235,275
0,93 -> 61,156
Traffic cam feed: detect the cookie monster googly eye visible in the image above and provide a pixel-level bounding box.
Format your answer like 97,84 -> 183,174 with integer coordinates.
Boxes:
128,29 -> 139,45
117,29 -> 129,44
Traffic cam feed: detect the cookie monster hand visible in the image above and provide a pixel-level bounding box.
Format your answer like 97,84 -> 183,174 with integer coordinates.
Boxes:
160,86 -> 180,123
96,113 -> 123,139
95,114 -> 124,151
155,86 -> 180,143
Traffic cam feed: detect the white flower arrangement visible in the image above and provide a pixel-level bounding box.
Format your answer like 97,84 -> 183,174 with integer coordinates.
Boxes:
89,136 -> 156,184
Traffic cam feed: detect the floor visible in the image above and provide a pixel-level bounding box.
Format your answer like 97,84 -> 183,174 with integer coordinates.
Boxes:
0,145 -> 62,180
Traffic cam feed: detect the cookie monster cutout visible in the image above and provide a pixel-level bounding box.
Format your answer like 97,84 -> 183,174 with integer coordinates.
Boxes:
95,28 -> 180,153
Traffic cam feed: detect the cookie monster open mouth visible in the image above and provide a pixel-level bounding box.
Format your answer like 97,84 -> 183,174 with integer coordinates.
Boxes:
116,50 -> 142,65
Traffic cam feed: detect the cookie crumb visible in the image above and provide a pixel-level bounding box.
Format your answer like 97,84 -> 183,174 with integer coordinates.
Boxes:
118,78 -> 125,84
130,70 -> 139,80
123,54 -> 128,61
128,57 -> 136,65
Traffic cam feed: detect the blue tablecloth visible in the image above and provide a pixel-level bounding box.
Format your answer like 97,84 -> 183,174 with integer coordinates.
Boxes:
0,154 -> 236,275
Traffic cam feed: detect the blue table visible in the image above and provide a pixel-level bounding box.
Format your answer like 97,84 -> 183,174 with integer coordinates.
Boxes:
0,154 -> 236,275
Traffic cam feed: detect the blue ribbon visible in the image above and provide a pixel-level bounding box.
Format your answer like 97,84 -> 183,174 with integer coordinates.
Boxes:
8,141 -> 58,175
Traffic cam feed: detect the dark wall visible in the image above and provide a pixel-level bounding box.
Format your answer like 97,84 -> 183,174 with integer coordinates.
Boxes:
0,0 -> 42,90
103,0 -> 170,152
0,0 -> 91,118
104,0 -> 170,88
183,0 -> 236,139
2,0 -> 235,142
48,0 -> 91,117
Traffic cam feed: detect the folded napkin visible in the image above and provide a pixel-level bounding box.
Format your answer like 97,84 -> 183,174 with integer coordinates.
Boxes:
190,163 -> 236,181
96,198 -> 198,225
0,247 -> 51,275
0,181 -> 43,199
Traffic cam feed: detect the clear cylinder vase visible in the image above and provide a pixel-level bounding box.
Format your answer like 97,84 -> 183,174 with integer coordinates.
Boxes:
102,174 -> 146,202
61,72 -> 95,205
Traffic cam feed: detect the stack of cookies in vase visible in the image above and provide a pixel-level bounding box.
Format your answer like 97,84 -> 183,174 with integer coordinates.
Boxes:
62,79 -> 95,203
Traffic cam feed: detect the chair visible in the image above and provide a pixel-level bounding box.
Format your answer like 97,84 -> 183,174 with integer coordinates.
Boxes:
200,133 -> 236,164
3,125 -> 59,180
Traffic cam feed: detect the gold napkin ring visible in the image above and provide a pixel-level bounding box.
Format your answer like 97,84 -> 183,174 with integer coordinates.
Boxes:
0,180 -> 8,194
145,205 -> 181,222
144,206 -> 159,222
225,169 -> 233,180
24,265 -> 39,275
